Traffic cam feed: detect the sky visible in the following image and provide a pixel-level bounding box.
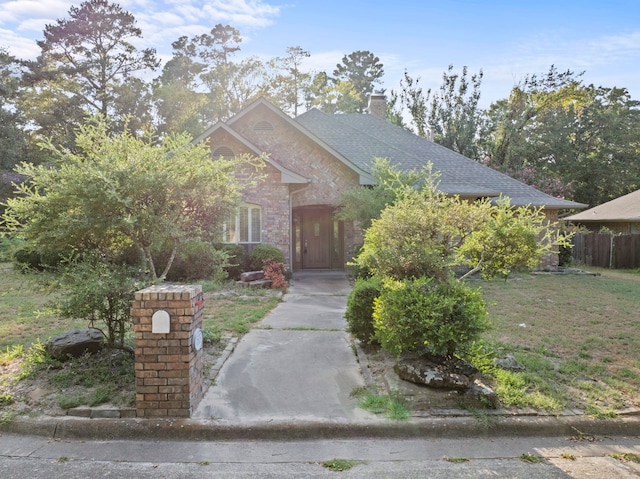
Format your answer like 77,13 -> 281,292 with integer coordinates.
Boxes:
1,0 -> 640,107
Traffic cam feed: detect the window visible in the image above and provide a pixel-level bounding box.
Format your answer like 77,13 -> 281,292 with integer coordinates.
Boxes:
223,204 -> 261,244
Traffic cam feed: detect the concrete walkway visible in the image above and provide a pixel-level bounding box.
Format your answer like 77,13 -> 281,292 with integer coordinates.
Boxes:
193,271 -> 374,423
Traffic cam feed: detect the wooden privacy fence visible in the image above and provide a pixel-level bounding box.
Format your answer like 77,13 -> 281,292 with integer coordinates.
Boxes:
571,232 -> 640,269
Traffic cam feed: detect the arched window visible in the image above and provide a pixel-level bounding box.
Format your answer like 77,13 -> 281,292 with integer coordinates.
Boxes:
223,204 -> 261,244
213,146 -> 235,160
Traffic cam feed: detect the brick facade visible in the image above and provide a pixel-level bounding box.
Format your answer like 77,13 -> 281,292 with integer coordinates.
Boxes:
204,104 -> 362,270
131,284 -> 205,418
202,102 -> 565,271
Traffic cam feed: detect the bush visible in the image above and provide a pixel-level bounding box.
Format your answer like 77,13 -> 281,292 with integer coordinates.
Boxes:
13,244 -> 69,272
0,236 -> 22,263
373,276 -> 488,358
248,244 -> 285,271
263,259 -> 288,289
215,243 -> 245,280
345,276 -> 383,344
57,258 -> 144,348
155,240 -> 229,282
350,244 -> 372,280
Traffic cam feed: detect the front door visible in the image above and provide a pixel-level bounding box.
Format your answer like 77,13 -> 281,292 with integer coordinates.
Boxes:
302,208 -> 331,269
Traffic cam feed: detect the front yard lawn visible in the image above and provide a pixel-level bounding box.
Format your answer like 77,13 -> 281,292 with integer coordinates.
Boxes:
478,267 -> 640,416
1,262 -> 639,418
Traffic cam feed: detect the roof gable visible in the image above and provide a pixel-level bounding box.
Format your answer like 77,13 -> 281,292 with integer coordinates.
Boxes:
193,121 -> 309,184
227,98 -> 375,185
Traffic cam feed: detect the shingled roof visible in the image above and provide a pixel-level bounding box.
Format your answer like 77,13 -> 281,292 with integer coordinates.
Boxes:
295,108 -> 586,210
564,189 -> 640,222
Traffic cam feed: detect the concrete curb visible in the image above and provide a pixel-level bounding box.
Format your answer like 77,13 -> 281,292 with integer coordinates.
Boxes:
2,414 -> 639,441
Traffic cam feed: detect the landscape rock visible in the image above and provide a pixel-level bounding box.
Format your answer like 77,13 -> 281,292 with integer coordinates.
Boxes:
493,353 -> 525,371
240,270 -> 264,282
394,354 -> 480,390
45,329 -> 105,361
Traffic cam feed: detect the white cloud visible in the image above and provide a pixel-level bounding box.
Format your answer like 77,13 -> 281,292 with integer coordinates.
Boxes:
18,18 -> 54,33
148,11 -> 185,27
0,0 -> 70,26
0,28 -> 39,58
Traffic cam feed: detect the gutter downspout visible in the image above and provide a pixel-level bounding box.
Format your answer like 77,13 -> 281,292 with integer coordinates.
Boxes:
289,182 -> 312,273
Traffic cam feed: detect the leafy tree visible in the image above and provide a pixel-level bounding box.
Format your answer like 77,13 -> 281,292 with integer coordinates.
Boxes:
335,158 -> 426,229
353,169 -> 559,282
25,0 -> 158,132
266,46 -> 311,116
58,258 -> 142,348
152,53 -> 208,137
569,86 -> 640,206
481,66 -> 585,176
2,117 -> 262,282
347,166 -> 559,359
397,65 -> 484,159
355,188 -> 489,282
155,24 -> 267,132
482,66 -> 640,205
455,198 -> 555,280
306,71 -> 361,114
332,50 -> 384,113
0,49 -> 27,171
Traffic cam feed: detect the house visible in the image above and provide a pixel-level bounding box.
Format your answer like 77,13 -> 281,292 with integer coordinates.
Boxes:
194,96 -> 585,272
564,189 -> 640,234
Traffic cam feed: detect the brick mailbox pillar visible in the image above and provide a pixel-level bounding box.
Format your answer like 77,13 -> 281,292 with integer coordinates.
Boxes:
131,284 -> 205,418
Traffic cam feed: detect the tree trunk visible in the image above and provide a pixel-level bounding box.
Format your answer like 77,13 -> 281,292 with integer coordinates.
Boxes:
158,245 -> 178,283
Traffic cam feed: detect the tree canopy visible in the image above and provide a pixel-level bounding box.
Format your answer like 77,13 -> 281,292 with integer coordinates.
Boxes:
25,0 -> 158,137
2,117 -> 262,282
1,0 -> 639,210
396,65 -> 484,160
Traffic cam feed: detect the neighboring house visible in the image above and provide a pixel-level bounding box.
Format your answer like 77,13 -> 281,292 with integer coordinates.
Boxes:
194,96 -> 585,272
564,189 -> 640,234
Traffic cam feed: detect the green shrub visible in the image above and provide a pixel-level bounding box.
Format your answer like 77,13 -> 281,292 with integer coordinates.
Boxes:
57,258 -> 144,348
345,276 -> 383,344
0,236 -> 22,263
373,276 -> 488,357
215,243 -> 245,280
163,240 -> 229,282
13,244 -> 69,272
350,244 -> 372,280
248,244 -> 285,271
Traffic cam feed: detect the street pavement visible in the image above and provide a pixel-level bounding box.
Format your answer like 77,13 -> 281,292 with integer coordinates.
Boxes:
1,432 -> 639,478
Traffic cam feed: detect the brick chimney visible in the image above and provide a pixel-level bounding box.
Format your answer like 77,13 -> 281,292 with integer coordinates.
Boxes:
367,94 -> 387,119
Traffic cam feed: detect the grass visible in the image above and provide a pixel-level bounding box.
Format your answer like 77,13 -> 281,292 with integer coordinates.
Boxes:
202,289 -> 280,337
0,265 -> 85,350
475,267 -> 640,415
519,453 -> 545,464
351,387 -> 410,420
2,261 -> 640,418
0,262 -> 281,415
321,459 -> 362,471
610,452 -> 640,463
443,457 -> 470,463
